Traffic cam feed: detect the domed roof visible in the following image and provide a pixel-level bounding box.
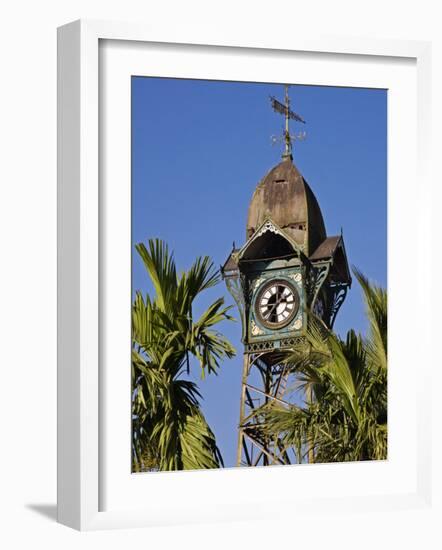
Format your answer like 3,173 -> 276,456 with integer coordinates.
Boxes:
246,158 -> 326,256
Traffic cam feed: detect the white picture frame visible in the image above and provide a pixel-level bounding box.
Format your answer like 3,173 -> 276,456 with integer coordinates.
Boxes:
57,19 -> 433,531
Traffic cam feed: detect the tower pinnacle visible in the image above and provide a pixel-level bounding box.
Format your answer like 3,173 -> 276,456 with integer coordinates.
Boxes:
270,84 -> 306,160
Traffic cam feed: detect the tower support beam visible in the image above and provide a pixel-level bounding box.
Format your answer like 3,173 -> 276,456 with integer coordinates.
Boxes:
236,351 -> 295,467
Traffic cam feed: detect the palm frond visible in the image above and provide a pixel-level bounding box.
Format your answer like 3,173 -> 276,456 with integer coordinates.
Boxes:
261,270 -> 387,463
353,267 -> 387,371
135,240 -> 177,312
132,238 -> 235,471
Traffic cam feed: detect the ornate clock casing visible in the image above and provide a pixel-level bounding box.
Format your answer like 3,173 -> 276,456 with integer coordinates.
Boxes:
248,265 -> 306,345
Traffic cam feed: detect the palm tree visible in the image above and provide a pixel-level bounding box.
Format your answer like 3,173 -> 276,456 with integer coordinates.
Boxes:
261,268 -> 387,463
132,239 -> 236,472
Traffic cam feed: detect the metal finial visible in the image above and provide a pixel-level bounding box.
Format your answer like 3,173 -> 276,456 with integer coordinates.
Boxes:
270,85 -> 306,160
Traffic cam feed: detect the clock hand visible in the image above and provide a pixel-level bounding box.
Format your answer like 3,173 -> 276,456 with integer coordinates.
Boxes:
264,296 -> 282,319
264,302 -> 278,319
264,291 -> 285,320
276,288 -> 288,304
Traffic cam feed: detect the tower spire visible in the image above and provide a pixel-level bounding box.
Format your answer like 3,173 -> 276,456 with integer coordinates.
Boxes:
283,84 -> 291,159
270,84 -> 306,160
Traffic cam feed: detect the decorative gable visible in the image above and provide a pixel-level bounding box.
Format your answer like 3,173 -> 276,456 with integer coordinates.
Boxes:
237,217 -> 305,263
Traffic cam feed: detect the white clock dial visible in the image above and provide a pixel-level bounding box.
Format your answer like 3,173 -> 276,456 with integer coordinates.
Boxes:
255,279 -> 299,329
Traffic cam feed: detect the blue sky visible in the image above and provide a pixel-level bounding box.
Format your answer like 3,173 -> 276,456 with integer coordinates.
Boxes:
131,77 -> 387,468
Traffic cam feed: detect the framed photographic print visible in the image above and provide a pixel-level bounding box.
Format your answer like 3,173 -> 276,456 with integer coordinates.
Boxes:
129,77 -> 385,472
57,19 -> 433,530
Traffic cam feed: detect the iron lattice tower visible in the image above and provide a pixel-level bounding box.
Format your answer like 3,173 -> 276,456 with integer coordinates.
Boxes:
236,351 -> 300,466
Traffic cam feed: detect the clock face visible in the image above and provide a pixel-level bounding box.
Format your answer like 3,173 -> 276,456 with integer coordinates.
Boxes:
255,279 -> 299,329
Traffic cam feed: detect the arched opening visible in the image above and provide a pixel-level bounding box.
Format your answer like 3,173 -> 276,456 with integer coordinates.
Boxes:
240,232 -> 297,262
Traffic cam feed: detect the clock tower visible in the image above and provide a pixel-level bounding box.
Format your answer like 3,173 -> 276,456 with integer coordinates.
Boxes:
222,86 -> 351,466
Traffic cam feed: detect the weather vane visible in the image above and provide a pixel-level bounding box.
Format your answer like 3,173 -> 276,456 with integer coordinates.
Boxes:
270,84 -> 306,159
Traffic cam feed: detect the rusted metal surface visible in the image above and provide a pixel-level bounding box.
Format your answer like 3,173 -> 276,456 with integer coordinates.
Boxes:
221,249 -> 239,272
246,158 -> 327,256
310,236 -> 352,285
309,235 -> 340,260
